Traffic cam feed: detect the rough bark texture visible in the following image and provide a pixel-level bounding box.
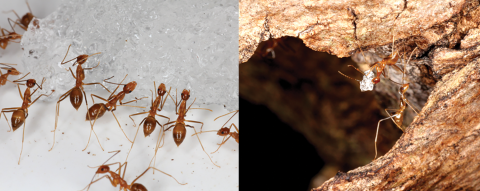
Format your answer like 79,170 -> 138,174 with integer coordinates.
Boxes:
240,0 -> 480,190
239,0 -> 479,64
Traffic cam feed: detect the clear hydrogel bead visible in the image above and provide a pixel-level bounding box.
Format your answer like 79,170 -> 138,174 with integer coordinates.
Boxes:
360,70 -> 375,92
20,0 -> 239,111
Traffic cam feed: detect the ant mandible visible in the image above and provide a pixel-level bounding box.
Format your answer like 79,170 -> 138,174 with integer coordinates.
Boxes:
81,150 -> 186,191
192,110 -> 239,154
83,75 -> 146,151
125,82 -> 171,161
49,44 -> 110,151
374,47 -> 420,160
1,77 -> 53,164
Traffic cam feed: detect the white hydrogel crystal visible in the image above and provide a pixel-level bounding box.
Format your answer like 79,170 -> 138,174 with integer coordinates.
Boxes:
360,70 -> 374,92
20,0 -> 238,111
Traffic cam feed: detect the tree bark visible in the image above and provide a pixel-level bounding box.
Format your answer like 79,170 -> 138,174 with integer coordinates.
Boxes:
240,0 -> 480,189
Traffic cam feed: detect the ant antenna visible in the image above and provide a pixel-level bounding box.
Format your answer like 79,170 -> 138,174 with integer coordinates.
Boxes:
26,0 -> 33,14
104,75 -> 128,85
60,45 -> 73,65
85,150 -> 121,191
73,52 -> 102,66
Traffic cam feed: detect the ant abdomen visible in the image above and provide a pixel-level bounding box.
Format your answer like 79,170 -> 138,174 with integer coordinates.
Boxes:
143,116 -> 157,137
131,183 -> 147,191
86,103 -> 107,121
173,123 -> 186,147
70,87 -> 83,110
11,109 -> 26,131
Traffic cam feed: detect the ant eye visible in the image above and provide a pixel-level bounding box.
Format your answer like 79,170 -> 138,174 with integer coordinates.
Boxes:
129,91 -> 132,93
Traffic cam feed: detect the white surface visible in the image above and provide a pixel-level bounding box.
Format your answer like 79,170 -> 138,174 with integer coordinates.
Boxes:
0,0 -> 238,190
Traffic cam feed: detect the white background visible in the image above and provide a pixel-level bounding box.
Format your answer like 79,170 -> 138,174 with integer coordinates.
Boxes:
0,0 -> 239,190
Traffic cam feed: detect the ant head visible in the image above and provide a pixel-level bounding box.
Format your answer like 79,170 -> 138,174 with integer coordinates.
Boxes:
22,13 -> 34,28
372,77 -> 380,84
217,127 -> 230,136
123,81 -> 137,93
157,83 -> 166,96
7,68 -> 21,75
181,89 -> 190,100
26,79 -> 36,88
76,55 -> 89,65
399,84 -> 409,94
96,165 -> 110,174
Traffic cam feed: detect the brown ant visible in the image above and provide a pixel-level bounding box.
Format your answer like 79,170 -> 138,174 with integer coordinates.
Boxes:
341,34 -> 404,85
81,150 -> 186,191
0,26 -> 22,49
0,63 -> 22,85
260,37 -> 295,59
374,47 -> 420,160
3,0 -> 38,31
125,82 -> 171,161
1,77 -> 53,164
83,75 -> 146,151
49,44 -> 110,151
192,110 -> 239,154
152,89 -> 220,168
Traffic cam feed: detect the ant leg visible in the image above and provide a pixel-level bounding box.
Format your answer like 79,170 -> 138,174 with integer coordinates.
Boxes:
212,136 -> 232,154
12,72 -> 30,84
367,63 -> 379,77
163,122 -> 175,131
83,82 -> 111,93
186,120 -> 221,168
191,130 -> 217,137
83,61 -> 101,70
105,75 -> 128,100
159,87 -> 172,110
115,104 -> 145,109
214,110 -> 238,131
83,109 -> 104,151
6,17 -> 24,31
111,111 -> 133,143
128,112 -> 148,127
17,84 -> 24,100
385,108 -> 404,131
60,45 -> 76,65
232,123 -> 239,133
374,109 -> 401,160
1,108 -> 19,132
170,89 -> 178,114
188,108 -> 213,113
50,88 -> 73,151
121,96 -> 148,105
90,94 -> 109,104
131,167 -> 187,186
125,118 -> 146,162
82,87 -> 100,150
80,175 -> 113,191
29,90 -> 54,106
18,120 -> 26,165
150,124 -> 171,168
155,114 -> 169,124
